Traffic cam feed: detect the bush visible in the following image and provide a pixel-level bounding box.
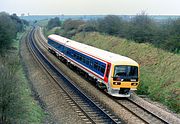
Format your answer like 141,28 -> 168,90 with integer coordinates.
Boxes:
127,12 -> 158,43
0,12 -> 27,53
47,17 -> 61,30
0,12 -> 16,51
97,15 -> 125,36
54,28 -> 61,35
61,19 -> 85,37
79,20 -> 98,32
82,13 -> 180,53
160,18 -> 180,53
46,13 -> 180,53
62,19 -> 85,32
10,13 -> 24,32
0,54 -> 45,123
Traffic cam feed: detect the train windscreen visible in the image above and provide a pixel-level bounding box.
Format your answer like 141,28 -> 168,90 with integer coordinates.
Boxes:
113,65 -> 138,81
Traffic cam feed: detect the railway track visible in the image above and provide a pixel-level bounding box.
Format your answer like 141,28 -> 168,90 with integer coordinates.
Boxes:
27,27 -> 123,124
34,26 -> 176,124
115,98 -> 169,124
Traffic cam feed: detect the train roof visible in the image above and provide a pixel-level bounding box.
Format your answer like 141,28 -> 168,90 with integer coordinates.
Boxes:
48,34 -> 138,66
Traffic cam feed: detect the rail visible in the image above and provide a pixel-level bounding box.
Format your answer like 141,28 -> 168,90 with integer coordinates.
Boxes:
27,27 -> 123,124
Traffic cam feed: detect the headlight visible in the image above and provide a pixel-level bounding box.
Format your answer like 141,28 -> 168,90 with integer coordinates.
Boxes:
113,82 -> 121,85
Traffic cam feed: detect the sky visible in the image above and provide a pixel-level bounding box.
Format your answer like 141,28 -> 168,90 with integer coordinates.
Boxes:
1,0 -> 180,16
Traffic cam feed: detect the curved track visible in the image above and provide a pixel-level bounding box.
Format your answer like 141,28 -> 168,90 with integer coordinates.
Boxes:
27,27 -> 123,124
35,27 -> 172,124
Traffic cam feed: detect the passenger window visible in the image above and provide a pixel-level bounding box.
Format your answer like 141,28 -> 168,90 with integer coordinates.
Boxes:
82,57 -> 85,63
90,61 -> 93,67
73,53 -> 77,58
67,49 -> 70,55
64,47 -> 67,54
86,59 -> 90,65
94,62 -> 98,70
70,52 -> 74,57
79,56 -> 82,61
77,54 -> 80,60
100,67 -> 105,74
97,65 -> 101,71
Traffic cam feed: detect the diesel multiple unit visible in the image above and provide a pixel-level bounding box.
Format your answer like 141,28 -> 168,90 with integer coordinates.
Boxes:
48,34 -> 139,97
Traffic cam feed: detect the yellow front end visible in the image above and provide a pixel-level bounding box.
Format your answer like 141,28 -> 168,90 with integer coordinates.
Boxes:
108,62 -> 139,97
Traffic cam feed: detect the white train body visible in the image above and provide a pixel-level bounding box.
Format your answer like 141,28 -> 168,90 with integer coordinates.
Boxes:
48,34 -> 139,97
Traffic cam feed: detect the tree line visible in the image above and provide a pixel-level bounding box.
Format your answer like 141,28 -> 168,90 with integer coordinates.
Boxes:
0,12 -> 45,123
0,12 -> 28,52
47,13 -> 180,53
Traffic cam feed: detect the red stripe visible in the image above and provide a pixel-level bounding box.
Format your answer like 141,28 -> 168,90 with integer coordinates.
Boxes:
49,37 -> 112,83
65,56 -> 104,80
49,37 -> 110,64
104,63 -> 111,82
51,46 -> 108,83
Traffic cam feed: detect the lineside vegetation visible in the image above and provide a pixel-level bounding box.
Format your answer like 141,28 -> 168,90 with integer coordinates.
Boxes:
72,32 -> 180,113
45,13 -> 180,113
46,13 -> 180,53
0,12 -> 45,123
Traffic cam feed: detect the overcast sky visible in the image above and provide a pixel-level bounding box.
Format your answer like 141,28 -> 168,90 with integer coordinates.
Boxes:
1,0 -> 180,16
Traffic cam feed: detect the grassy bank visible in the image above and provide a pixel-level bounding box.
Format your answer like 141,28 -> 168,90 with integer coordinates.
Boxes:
72,32 -> 180,113
0,33 -> 45,123
44,26 -> 61,38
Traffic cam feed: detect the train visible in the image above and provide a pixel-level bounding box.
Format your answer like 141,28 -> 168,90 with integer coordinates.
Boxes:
47,34 -> 139,97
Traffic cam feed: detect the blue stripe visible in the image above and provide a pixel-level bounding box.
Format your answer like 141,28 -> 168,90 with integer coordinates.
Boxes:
48,38 -> 106,77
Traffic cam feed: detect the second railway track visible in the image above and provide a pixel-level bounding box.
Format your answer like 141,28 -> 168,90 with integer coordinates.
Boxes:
27,27 -> 123,124
115,98 -> 169,124
32,26 -> 179,124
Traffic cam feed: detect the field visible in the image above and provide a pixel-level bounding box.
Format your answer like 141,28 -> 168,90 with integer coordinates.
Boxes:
72,32 -> 180,113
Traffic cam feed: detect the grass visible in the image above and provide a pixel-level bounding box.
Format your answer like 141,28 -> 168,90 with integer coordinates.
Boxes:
44,26 -> 180,113
36,19 -> 49,27
72,32 -> 180,113
45,27 -> 57,36
0,32 -> 45,123
44,27 -> 61,38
